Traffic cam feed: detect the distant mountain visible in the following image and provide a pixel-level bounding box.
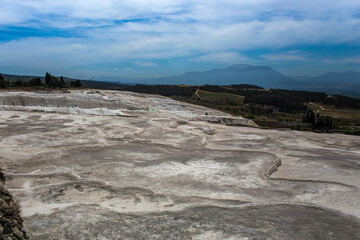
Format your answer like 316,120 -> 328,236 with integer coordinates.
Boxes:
309,71 -> 360,91
282,71 -> 360,98
287,76 -> 313,81
150,67 -> 360,96
312,71 -> 360,84
285,71 -> 360,87
151,64 -> 288,88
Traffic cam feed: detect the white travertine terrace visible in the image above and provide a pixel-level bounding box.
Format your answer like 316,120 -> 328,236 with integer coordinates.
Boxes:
0,90 -> 359,239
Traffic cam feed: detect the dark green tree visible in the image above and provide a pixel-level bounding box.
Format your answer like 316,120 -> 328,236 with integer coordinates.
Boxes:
45,72 -> 51,86
48,76 -> 59,88
59,76 -> 66,88
30,77 -> 42,86
303,110 -> 316,124
14,79 -> 23,87
5,80 -> 11,87
0,74 -> 6,88
70,80 -> 82,88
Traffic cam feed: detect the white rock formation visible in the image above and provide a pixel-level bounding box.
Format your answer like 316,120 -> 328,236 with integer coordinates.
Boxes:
0,90 -> 359,239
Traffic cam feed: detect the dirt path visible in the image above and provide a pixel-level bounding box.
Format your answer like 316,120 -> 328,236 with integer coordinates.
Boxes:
309,101 -> 325,113
195,89 -> 202,100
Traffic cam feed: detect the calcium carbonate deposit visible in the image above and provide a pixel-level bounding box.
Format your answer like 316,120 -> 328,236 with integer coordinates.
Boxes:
0,90 -> 359,239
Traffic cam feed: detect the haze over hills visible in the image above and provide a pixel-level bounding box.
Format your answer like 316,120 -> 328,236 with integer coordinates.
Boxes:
284,71 -> 360,98
91,64 -> 288,88
155,65 -> 360,92
152,64 -> 288,88
2,64 -> 360,97
93,64 -> 360,97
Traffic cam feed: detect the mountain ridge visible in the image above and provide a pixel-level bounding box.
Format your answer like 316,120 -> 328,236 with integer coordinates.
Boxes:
152,64 -> 288,87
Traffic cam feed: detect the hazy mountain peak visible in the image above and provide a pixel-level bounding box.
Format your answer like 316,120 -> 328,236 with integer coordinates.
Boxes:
226,64 -> 253,70
226,64 -> 273,71
312,71 -> 360,84
147,63 -> 287,87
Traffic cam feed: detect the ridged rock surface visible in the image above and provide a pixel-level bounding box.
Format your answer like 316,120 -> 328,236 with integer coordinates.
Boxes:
0,90 -> 359,240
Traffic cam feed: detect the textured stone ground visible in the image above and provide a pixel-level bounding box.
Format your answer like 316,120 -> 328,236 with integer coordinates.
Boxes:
0,169 -> 28,239
0,90 -> 359,239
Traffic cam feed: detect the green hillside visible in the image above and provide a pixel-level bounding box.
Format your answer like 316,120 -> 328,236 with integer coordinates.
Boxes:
196,89 -> 244,105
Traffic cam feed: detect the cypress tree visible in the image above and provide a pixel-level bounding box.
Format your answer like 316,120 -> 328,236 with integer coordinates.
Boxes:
45,72 -> 51,86
59,76 -> 66,88
48,76 -> 59,88
0,74 -> 6,88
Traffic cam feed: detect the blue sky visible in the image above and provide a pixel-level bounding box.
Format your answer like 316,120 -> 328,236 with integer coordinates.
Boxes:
0,0 -> 360,79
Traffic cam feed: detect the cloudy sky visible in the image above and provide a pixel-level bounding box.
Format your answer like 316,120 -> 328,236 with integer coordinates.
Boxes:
1,0 -> 360,79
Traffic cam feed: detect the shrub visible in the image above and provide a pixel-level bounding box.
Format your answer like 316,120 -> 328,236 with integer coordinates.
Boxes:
247,114 -> 255,119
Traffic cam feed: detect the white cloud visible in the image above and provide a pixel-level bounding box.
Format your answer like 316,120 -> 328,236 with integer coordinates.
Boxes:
82,17 -> 360,59
343,57 -> 360,64
1,0 -> 360,32
1,0 -> 360,77
261,51 -> 308,61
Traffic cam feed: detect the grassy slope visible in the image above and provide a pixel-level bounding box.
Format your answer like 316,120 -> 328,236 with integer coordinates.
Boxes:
196,89 -> 244,105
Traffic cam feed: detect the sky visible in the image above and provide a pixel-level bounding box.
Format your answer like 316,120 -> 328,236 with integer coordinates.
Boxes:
1,0 -> 360,80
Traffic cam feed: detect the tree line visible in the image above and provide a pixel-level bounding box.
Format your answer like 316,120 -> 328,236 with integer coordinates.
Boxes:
303,110 -> 333,129
0,73 -> 82,89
